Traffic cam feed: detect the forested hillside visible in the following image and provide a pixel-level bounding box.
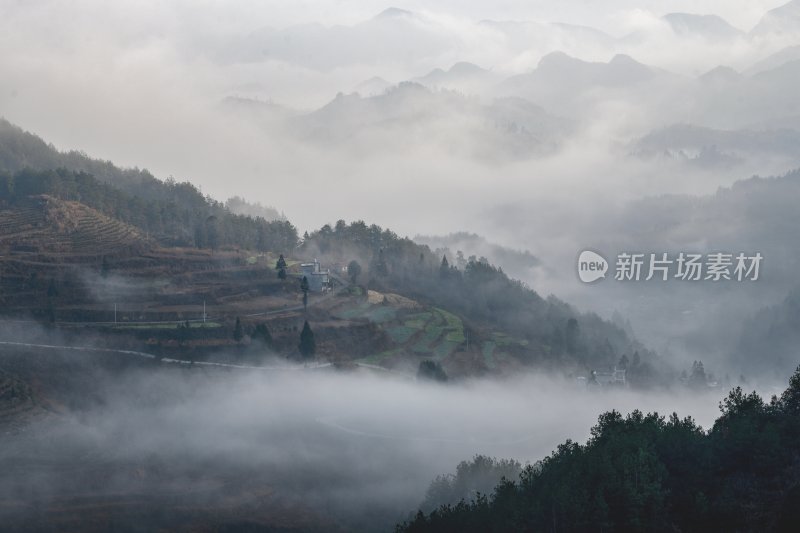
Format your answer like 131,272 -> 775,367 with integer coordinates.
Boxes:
0,119 -> 297,250
0,117 -> 662,381
301,222 -> 663,382
399,366 -> 800,532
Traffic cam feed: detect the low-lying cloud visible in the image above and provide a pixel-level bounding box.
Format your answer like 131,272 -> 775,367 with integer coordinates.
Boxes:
0,347 -> 731,529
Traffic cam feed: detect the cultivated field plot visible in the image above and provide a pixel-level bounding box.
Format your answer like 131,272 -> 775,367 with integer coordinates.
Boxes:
331,292 -> 527,372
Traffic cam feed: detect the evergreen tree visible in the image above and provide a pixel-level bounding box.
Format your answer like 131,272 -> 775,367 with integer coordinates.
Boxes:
300,275 -> 310,310
375,248 -> 388,276
689,361 -> 707,389
298,320 -> 316,359
398,366 -> 800,532
780,366 -> 800,414
439,255 -> 450,278
253,323 -> 273,347
276,254 -> 287,279
348,260 -> 362,284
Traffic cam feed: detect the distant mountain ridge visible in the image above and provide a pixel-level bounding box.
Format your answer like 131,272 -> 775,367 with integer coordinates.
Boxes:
751,0 -> 800,36
663,13 -> 743,40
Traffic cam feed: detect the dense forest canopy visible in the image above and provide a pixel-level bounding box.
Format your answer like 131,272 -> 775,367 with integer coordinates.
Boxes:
398,366 -> 800,532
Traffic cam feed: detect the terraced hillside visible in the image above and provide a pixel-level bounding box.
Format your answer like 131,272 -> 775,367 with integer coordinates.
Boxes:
328,288 -> 530,375
0,195 -> 147,259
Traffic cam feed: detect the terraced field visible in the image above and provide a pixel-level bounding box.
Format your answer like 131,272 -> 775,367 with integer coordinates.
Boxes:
481,332 -> 529,370
0,195 -> 146,258
330,291 -> 532,373
331,292 -> 467,366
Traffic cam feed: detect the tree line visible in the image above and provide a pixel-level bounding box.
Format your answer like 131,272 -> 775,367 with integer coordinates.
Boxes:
0,167 -> 298,251
398,366 -> 800,532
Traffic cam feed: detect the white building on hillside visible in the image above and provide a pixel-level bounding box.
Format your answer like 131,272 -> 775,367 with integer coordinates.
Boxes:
300,259 -> 330,292
592,367 -> 627,386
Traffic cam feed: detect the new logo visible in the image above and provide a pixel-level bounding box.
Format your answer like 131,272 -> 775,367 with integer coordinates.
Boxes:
578,250 -> 608,283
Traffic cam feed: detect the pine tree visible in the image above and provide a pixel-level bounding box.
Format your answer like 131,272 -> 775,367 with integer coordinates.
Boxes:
375,248 -> 388,276
253,323 -> 273,348
780,365 -> 800,414
276,254 -> 287,279
298,320 -> 316,359
439,255 -> 450,278
689,360 -> 707,389
348,260 -> 362,284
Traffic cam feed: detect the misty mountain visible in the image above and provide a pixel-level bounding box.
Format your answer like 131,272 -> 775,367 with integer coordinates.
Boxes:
497,52 -> 679,118
290,83 -> 572,159
616,170 -> 800,289
412,62 -> 498,95
503,51 -> 658,90
752,57 -> 800,87
668,59 -> 800,130
662,13 -> 743,40
4,2 -> 800,532
632,124 -> 800,170
571,169 -> 800,377
744,45 -> 800,75
219,96 -> 297,123
698,65 -> 744,84
750,0 -> 800,37
735,289 -> 800,380
0,117 -> 660,382
353,76 -> 394,96
220,8 -> 452,70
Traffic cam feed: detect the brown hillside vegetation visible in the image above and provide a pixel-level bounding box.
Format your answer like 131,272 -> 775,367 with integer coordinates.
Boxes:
0,195 -> 148,259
